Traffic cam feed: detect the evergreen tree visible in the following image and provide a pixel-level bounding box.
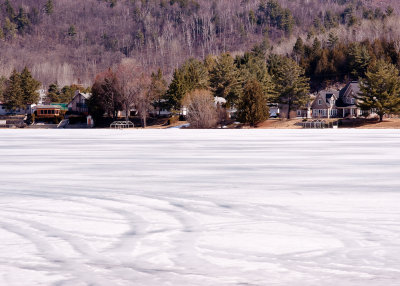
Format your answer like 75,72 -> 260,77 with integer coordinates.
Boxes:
60,84 -> 80,103
166,58 -> 208,110
20,67 -> 40,104
209,53 -> 240,106
68,25 -> 77,37
348,44 -> 371,79
236,50 -> 276,102
4,0 -> 15,19
47,82 -> 61,102
0,76 -> 7,102
386,6 -> 394,17
312,38 -> 322,56
273,57 -> 310,119
4,70 -> 24,110
150,68 -> 168,117
45,0 -> 54,15
293,37 -> 304,57
357,60 -> 400,122
3,17 -> 17,39
237,79 -> 269,127
16,7 -> 30,34
327,32 -> 339,50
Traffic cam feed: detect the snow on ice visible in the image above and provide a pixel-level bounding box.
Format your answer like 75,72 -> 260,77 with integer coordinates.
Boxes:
0,129 -> 400,286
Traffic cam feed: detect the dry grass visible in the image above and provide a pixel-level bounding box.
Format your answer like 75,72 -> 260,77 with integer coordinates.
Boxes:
356,118 -> 400,129
254,118 -> 400,129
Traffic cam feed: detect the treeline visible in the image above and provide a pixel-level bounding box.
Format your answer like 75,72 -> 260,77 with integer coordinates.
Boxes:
87,46 -> 309,127
292,36 -> 400,90
0,0 -> 398,87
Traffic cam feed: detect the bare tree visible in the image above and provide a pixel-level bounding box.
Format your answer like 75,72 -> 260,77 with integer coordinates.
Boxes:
115,59 -> 145,122
134,74 -> 153,128
184,89 -> 218,129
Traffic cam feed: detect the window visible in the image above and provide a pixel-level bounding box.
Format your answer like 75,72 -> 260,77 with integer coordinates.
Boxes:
297,110 -> 302,117
351,98 -> 355,104
318,99 -> 322,105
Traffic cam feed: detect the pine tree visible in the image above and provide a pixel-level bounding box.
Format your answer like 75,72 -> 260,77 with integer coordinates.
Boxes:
3,17 -> 17,39
4,0 -> 15,19
236,50 -> 276,102
293,37 -> 304,57
68,25 -> 77,37
327,32 -> 339,50
386,6 -> 394,17
357,60 -> 400,122
150,68 -> 168,117
166,58 -> 208,110
4,70 -> 24,110
0,76 -> 7,102
45,0 -> 54,15
273,57 -> 310,119
20,67 -> 40,104
237,79 -> 269,127
312,38 -> 322,56
16,7 -> 30,34
209,53 -> 240,106
348,44 -> 371,79
47,82 -> 61,102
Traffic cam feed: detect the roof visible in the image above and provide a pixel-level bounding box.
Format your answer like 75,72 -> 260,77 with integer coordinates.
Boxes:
36,105 -> 62,109
339,81 -> 360,98
312,90 -> 339,109
336,81 -> 360,108
80,93 -> 92,100
323,91 -> 339,104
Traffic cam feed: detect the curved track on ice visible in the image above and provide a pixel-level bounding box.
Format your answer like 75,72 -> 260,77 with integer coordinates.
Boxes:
0,130 -> 400,285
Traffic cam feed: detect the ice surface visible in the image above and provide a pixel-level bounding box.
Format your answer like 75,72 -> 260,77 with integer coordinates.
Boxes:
0,129 -> 400,286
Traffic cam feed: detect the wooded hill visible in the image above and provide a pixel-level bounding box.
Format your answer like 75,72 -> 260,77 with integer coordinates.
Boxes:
1,0 -> 400,88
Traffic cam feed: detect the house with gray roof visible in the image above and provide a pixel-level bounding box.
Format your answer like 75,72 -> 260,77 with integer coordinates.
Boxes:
335,81 -> 363,118
311,82 -> 371,118
311,90 -> 339,118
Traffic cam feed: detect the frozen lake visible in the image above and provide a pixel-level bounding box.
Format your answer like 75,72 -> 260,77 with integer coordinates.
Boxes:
1,129 -> 400,286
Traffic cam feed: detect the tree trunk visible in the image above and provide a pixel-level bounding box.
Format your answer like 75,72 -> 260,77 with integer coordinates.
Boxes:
287,101 -> 292,120
143,114 -> 147,128
379,113 -> 384,122
158,97 -> 161,117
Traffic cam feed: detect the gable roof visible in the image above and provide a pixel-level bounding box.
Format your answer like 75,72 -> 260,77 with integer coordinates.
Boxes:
339,81 -> 360,98
312,90 -> 339,109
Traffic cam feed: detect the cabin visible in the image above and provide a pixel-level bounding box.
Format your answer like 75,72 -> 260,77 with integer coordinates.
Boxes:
35,105 -> 62,119
68,91 -> 91,114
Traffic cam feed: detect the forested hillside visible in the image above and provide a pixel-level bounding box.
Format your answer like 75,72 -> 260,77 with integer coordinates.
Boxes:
0,0 -> 399,87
